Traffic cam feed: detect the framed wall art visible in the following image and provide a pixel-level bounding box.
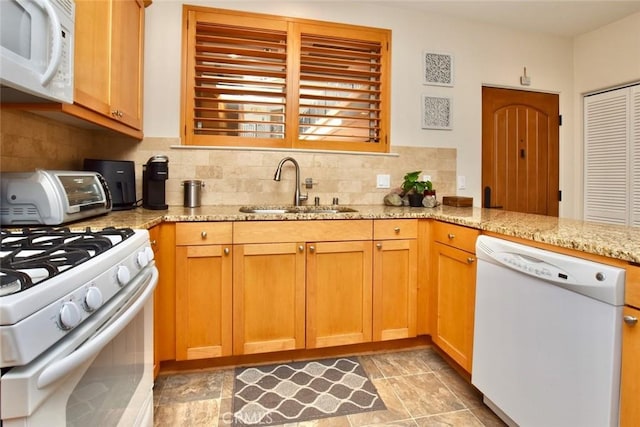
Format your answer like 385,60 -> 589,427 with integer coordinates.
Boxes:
421,95 -> 452,130
422,51 -> 454,87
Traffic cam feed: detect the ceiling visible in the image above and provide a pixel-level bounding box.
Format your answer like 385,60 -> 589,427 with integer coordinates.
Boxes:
374,1 -> 640,37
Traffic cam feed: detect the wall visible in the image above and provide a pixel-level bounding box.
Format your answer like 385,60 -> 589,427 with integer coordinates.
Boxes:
572,12 -> 640,219
144,0 -> 575,214
0,110 -> 456,207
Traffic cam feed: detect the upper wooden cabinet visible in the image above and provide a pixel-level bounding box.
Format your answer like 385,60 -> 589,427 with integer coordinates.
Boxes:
2,0 -> 147,139
74,0 -> 145,131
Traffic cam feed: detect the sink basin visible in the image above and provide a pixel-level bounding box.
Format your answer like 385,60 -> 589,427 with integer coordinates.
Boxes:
239,206 -> 358,214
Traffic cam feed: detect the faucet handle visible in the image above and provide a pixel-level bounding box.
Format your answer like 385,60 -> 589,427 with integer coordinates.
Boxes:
299,193 -> 309,202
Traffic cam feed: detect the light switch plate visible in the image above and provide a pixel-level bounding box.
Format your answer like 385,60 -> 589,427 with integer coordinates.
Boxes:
376,174 -> 391,189
457,175 -> 466,190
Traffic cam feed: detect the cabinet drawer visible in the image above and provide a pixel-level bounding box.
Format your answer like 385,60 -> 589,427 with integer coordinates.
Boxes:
233,220 -> 372,244
175,222 -> 232,246
374,219 -> 418,240
626,265 -> 640,309
433,221 -> 480,253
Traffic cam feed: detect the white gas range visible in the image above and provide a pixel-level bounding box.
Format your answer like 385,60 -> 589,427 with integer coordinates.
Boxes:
0,226 -> 158,426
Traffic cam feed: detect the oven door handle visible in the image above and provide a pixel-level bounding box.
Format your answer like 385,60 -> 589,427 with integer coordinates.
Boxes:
37,267 -> 158,389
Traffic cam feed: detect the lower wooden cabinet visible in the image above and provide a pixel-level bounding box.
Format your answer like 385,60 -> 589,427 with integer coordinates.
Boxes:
306,241 -> 373,348
431,222 -> 479,373
233,243 -> 306,355
151,223 -> 175,377
620,305 -> 640,426
175,223 -> 233,360
373,220 -> 418,341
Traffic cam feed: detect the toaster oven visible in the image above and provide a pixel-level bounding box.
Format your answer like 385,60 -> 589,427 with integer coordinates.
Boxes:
0,170 -> 112,225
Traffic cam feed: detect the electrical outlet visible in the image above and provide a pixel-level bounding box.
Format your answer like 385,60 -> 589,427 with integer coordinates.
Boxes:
422,174 -> 431,182
376,174 -> 391,189
457,175 -> 466,190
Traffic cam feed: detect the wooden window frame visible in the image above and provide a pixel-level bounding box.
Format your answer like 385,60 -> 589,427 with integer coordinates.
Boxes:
181,5 -> 391,153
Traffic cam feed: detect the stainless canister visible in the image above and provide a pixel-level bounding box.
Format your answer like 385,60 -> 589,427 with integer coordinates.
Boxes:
183,180 -> 204,207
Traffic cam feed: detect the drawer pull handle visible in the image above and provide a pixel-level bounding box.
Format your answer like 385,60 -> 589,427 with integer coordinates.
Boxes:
224,247 -> 230,255
309,245 -> 315,253
298,245 -> 304,253
624,315 -> 638,326
467,257 -> 475,264
201,231 -> 207,239
394,227 -> 400,233
447,233 -> 455,239
376,243 -> 382,249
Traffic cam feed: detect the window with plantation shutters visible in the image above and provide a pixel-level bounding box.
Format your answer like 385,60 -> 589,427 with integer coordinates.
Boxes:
182,6 -> 390,153
297,31 -> 383,147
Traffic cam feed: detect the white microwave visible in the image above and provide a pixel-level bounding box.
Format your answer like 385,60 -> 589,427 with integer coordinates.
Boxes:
0,0 -> 75,104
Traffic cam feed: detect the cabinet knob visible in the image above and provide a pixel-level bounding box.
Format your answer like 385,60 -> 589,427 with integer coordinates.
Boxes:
447,233 -> 455,239
309,245 -> 315,253
467,257 -> 475,264
624,315 -> 638,326
151,240 -> 157,246
201,231 -> 207,239
298,245 -> 304,253
394,227 -> 400,233
224,247 -> 230,255
376,243 -> 382,249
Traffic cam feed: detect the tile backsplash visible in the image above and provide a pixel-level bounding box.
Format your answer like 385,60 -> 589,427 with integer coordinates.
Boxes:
1,109 -> 457,206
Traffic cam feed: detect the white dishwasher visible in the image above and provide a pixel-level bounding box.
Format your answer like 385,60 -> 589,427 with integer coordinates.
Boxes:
472,235 -> 625,427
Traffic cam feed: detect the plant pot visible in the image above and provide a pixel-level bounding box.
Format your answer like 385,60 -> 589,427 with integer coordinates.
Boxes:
408,193 -> 424,207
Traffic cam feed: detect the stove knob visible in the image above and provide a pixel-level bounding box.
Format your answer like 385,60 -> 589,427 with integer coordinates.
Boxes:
137,251 -> 149,268
59,301 -> 82,330
117,265 -> 131,286
84,287 -> 103,312
145,246 -> 155,262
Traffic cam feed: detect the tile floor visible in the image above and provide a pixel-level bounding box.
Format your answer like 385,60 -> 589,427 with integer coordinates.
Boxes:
153,347 -> 507,426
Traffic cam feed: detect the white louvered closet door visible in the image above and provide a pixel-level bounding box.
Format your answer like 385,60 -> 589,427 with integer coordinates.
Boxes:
584,84 -> 640,226
631,85 -> 640,226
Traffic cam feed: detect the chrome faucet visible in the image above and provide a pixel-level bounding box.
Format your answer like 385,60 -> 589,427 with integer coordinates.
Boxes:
274,157 -> 308,206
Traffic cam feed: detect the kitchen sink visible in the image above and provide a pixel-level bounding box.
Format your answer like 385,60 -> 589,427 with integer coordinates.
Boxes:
239,206 -> 358,214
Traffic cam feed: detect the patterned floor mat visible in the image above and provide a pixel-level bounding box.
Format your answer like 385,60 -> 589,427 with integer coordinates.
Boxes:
232,357 -> 386,426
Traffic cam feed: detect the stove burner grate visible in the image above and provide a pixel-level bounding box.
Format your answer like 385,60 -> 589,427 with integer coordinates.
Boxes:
0,226 -> 134,297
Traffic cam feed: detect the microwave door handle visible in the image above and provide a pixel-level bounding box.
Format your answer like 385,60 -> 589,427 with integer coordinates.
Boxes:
36,0 -> 63,86
36,268 -> 158,389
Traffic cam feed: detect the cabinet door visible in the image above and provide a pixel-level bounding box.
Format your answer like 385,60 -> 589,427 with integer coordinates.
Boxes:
152,223 -> 176,367
110,0 -> 144,129
306,241 -> 373,348
233,243 -> 306,355
176,244 -> 232,360
72,0 -> 144,130
74,0 -> 111,114
431,242 -> 476,372
373,239 -> 417,341
620,306 -> 640,426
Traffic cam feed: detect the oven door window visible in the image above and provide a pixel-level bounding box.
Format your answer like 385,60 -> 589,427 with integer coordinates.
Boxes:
67,308 -> 148,425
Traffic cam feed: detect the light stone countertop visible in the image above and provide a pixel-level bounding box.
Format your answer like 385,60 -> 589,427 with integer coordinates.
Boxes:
64,204 -> 640,263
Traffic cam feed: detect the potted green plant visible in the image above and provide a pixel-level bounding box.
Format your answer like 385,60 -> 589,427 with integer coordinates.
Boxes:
402,171 -> 432,207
